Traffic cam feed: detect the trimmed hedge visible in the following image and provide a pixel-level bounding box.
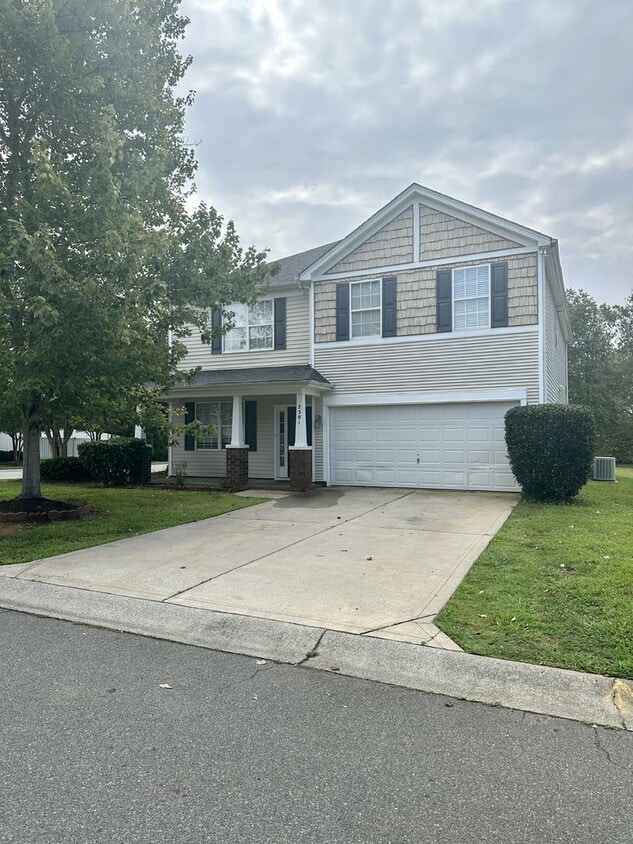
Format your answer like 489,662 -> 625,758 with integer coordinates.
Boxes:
78,438 -> 152,486
40,457 -> 92,483
0,450 -> 20,463
505,404 -> 596,501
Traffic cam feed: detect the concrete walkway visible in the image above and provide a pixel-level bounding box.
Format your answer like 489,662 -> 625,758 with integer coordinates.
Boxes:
1,486 -> 631,730
0,487 -> 513,647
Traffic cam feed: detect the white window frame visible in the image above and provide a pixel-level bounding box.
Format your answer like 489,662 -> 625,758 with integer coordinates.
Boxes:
452,264 -> 491,332
350,279 -> 382,339
223,299 -> 274,353
194,401 -> 233,450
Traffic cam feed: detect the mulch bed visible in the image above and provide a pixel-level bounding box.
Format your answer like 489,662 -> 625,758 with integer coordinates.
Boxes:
0,497 -> 92,524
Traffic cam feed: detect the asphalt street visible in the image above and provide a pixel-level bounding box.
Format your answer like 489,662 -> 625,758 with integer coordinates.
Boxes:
1,609 -> 631,844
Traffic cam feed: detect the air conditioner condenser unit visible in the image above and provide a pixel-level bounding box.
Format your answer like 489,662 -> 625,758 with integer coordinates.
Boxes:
592,457 -> 616,481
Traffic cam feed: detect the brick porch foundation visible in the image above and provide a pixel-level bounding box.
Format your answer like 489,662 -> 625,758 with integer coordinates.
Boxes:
289,447 -> 312,493
225,446 -> 249,492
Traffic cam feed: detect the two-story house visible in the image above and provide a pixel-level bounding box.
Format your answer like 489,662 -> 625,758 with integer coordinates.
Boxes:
166,183 -> 569,493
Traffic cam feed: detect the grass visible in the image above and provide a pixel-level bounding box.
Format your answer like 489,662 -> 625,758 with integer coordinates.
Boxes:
0,481 -> 268,566
436,466 -> 633,679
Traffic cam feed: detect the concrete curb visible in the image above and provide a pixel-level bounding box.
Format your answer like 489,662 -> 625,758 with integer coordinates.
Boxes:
0,578 -> 631,731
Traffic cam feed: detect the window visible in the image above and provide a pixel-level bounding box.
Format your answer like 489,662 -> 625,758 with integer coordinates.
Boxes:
453,265 -> 490,330
350,280 -> 381,338
195,401 -> 232,450
223,300 -> 273,352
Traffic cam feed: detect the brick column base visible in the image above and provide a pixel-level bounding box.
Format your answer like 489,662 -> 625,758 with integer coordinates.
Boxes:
225,446 -> 249,492
289,447 -> 313,493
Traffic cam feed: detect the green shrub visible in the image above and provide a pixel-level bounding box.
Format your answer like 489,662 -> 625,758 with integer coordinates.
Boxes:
0,450 -> 18,463
78,438 -> 151,486
40,456 -> 92,483
505,404 -> 595,501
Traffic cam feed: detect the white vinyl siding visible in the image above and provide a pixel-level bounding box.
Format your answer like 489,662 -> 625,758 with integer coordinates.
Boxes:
543,278 -> 568,403
178,287 -> 309,370
453,265 -> 490,330
315,330 -> 540,404
330,402 -> 519,492
170,394 -> 314,480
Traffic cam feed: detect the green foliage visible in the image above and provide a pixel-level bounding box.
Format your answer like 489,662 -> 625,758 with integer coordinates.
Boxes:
78,438 -> 149,486
436,468 -> 633,679
40,457 -> 92,483
505,404 -> 595,501
0,482 -> 268,567
0,451 -> 20,463
567,289 -> 633,462
0,0 -> 271,498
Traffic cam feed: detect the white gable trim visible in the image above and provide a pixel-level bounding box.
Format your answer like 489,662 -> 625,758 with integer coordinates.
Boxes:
310,245 -> 537,282
300,183 -> 552,280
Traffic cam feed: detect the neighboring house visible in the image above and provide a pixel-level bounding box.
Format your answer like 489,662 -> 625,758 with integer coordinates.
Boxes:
166,184 -> 569,492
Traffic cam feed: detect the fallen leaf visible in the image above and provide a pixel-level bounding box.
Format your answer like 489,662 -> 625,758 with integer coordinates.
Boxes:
159,683 -> 172,689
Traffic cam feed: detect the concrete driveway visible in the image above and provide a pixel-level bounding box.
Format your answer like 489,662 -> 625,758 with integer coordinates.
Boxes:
1,487 -> 517,648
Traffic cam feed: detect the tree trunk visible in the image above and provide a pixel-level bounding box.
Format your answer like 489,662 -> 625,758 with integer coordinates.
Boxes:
11,431 -> 22,464
45,428 -> 61,459
20,404 -> 42,499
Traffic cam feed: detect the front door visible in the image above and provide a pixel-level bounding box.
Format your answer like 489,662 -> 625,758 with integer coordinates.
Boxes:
274,405 -> 289,479
274,404 -> 313,480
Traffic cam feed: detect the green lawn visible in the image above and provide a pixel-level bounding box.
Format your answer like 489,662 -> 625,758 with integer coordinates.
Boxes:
0,482 -> 268,566
436,466 -> 633,679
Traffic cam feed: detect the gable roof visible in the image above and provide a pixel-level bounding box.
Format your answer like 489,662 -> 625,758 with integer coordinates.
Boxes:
299,183 -> 554,281
270,241 -> 340,286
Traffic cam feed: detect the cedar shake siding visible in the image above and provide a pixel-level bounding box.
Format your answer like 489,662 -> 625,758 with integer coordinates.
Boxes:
419,205 -> 521,259
314,253 -> 538,343
326,206 -> 414,273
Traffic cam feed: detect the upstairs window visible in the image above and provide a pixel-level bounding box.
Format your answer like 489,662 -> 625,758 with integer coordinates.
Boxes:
223,300 -> 273,352
453,265 -> 490,330
350,280 -> 381,338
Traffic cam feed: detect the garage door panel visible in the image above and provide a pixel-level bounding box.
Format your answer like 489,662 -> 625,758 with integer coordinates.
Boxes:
330,401 -> 519,491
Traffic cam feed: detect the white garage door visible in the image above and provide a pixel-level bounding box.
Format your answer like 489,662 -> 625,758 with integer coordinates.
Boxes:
329,402 -> 519,492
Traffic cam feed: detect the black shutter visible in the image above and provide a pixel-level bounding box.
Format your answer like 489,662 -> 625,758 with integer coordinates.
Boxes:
382,276 -> 397,337
211,307 -> 222,354
244,401 -> 257,452
490,262 -> 508,328
335,283 -> 350,341
184,402 -> 195,451
436,270 -> 452,332
274,297 -> 286,350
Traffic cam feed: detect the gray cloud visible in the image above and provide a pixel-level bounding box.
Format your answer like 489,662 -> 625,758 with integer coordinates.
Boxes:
180,0 -> 633,303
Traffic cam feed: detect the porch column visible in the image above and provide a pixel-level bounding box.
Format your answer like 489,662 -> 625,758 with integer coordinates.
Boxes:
225,395 -> 249,491
289,389 -> 312,492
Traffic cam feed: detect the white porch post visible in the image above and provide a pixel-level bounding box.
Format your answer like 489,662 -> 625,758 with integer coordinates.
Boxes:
293,389 -> 309,448
229,394 -> 246,448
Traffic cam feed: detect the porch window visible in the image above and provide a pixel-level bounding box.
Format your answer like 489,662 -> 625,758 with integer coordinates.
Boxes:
195,401 -> 233,450
350,280 -> 381,338
453,265 -> 490,330
223,300 -> 274,352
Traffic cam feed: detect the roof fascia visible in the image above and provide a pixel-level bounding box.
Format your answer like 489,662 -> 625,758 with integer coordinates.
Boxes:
300,183 -> 552,280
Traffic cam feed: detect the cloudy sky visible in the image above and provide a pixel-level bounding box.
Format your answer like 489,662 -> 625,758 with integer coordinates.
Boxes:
180,0 -> 633,304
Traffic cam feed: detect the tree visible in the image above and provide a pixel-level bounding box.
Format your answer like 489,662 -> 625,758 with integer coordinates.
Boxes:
566,289 -> 633,461
0,1 -> 269,502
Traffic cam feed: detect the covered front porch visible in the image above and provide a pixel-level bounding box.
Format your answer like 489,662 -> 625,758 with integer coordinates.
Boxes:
165,366 -> 333,492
